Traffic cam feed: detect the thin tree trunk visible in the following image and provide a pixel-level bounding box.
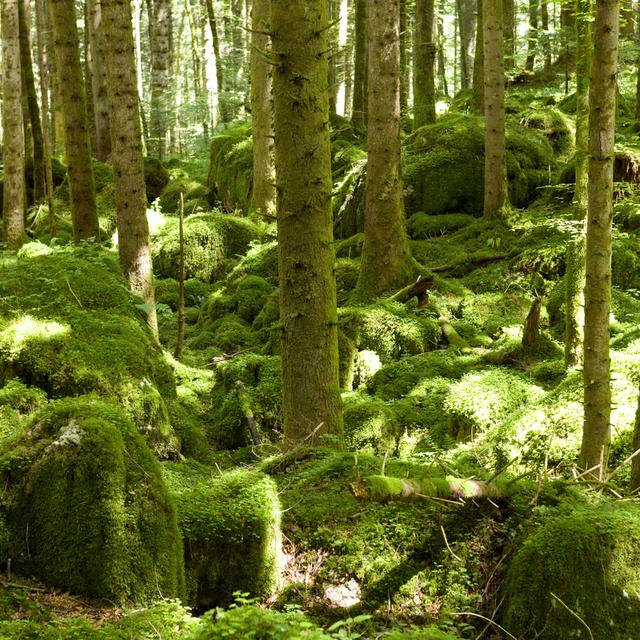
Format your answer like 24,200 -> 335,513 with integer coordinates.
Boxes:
230,0 -> 245,118
272,0 -> 344,446
102,0 -> 158,337
250,0 -> 276,217
204,0 -> 228,122
472,0 -> 484,113
343,0 -> 354,117
2,0 -> 26,248
525,0 -> 538,72
327,0 -> 339,114
357,0 -> 415,297
502,0 -> 514,69
621,0 -> 635,39
483,0 -> 507,220
400,0 -> 410,117
436,0 -> 448,95
414,0 -> 437,128
48,0 -> 99,241
540,0 -> 551,73
18,0 -> 45,204
580,0 -> 619,480
457,0 -> 477,87
175,193 -> 185,359
351,0 -> 368,130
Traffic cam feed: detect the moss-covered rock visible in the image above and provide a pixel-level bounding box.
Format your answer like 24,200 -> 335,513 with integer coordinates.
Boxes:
144,157 -> 171,203
152,212 -> 261,282
159,179 -> 210,214
163,462 -> 281,610
1,396 -> 185,604
0,247 -> 178,456
407,213 -> 476,239
519,107 -> 574,159
228,240 -> 279,285
343,392 -> 400,454
155,277 -> 212,311
503,502 -> 640,639
459,291 -> 532,337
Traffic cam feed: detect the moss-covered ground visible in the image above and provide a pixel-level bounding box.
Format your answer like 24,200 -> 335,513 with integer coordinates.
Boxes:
4,81 -> 640,639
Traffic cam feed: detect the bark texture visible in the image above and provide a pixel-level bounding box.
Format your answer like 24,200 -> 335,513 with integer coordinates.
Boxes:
472,0 -> 484,113
482,0 -> 507,219
581,0 -> 619,479
101,0 -> 158,337
525,0 -> 538,72
458,0 -> 477,86
2,0 -> 26,248
250,0 -> 276,217
48,0 -> 99,241
351,0 -> 368,130
414,0 -> 437,129
502,0 -> 514,69
357,0 -> 415,297
271,0 -> 344,446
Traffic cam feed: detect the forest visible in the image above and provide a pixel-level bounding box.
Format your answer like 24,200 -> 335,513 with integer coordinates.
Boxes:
0,0 -> 639,637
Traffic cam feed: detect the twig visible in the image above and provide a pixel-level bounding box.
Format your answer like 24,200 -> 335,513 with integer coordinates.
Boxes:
451,612 -> 519,640
65,278 -> 84,309
550,592 -> 593,640
0,581 -> 48,593
440,524 -> 462,562
606,446 -> 640,483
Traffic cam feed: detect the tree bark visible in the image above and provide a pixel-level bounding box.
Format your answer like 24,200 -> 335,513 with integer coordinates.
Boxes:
400,0 -> 410,117
2,0 -> 26,248
525,0 -> 538,72
271,0 -> 344,446
502,0 -> 514,69
472,0 -> 484,113
580,0 -> 619,480
356,0 -> 415,297
48,0 -> 99,241
101,0 -> 158,337
457,0 -> 477,87
540,0 -> 551,73
482,0 -> 507,220
204,0 -> 228,122
414,0 -> 437,129
436,0 -> 448,95
351,0 -> 368,130
250,0 -> 276,217
18,0 -> 45,204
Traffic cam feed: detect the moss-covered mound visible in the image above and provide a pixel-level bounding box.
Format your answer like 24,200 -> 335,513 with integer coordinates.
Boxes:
403,114 -> 554,216
0,396 -> 184,604
152,212 -> 261,282
163,462 -> 281,611
159,178 -> 210,213
503,502 -> 640,639
0,246 -> 178,456
519,107 -> 574,159
144,157 -> 171,203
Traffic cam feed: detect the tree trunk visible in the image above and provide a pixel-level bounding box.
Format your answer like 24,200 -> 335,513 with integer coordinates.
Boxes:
630,397 -> 640,492
482,0 -> 507,220
271,0 -> 344,446
86,0 -> 111,161
327,0 -> 339,114
343,0 -> 354,117
436,0 -> 448,95
400,0 -> 410,117
204,0 -> 227,122
472,0 -> 484,113
250,0 -> 276,217
414,0 -> 437,128
580,0 -> 619,480
621,0 -> 634,39
457,0 -> 477,87
540,0 -> 551,73
356,0 -> 415,297
102,0 -> 158,337
18,0 -> 45,204
502,0 -> 514,69
525,0 -> 538,72
2,0 -> 26,248
230,0 -> 245,118
564,0 -> 591,367
48,0 -> 99,241
351,0 -> 368,130
149,0 -> 173,159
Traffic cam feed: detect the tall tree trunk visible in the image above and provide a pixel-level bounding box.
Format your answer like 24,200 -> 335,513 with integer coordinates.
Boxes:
580,0 -> 619,480
48,0 -> 99,241
102,0 -> 158,337
565,0 -> 592,367
327,0 -> 339,114
540,0 -> 551,73
436,0 -> 448,95
400,0 -> 410,117
356,0 -> 415,297
414,0 -> 437,128
621,0 -> 634,38
149,0 -> 173,159
483,0 -> 507,220
230,0 -> 245,117
457,0 -> 477,87
2,0 -> 26,248
525,0 -> 538,72
86,0 -> 111,161
35,0 -> 56,237
271,0 -> 344,446
343,0 -> 354,117
204,0 -> 228,122
502,0 -> 514,69
351,0 -> 368,130
472,0 -> 484,113
250,0 -> 276,217
18,0 -> 45,204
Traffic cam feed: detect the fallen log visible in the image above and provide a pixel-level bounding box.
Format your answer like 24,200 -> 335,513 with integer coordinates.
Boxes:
391,274 -> 435,306
350,475 -> 509,502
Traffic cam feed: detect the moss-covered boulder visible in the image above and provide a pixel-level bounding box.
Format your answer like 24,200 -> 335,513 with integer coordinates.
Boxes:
343,392 -> 400,454
163,462 -> 281,611
144,157 -> 171,203
152,212 -> 261,282
519,107 -> 574,159
1,396 -> 185,604
0,247 -> 178,456
503,502 -> 640,639
407,213 -> 476,239
159,179 -> 210,214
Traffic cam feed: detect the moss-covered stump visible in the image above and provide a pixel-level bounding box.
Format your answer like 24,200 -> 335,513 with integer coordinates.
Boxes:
0,397 -> 184,604
0,247 -> 178,456
209,354 -> 282,449
503,502 -> 640,639
152,212 -> 261,282
163,463 -> 281,611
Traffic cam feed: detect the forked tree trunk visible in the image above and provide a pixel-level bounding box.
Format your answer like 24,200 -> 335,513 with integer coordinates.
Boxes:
580,0 -> 619,479
271,0 -> 344,447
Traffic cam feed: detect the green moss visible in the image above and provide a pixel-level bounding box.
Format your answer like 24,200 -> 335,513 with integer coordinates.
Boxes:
519,107 -> 574,159
144,157 -> 170,203
335,258 -> 360,303
206,315 -> 258,353
459,291 -> 532,337
343,392 -> 400,454
335,233 -> 365,259
407,213 -> 476,239
163,462 -> 281,610
0,248 -> 178,457
152,212 -> 261,282
155,277 -> 212,311
503,502 -> 640,639
1,396 -> 184,604
159,179 -> 210,213
232,276 -> 275,323
228,241 -> 279,285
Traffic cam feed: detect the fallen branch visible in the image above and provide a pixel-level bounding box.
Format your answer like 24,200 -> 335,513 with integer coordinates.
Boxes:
391,275 -> 435,306
430,253 -> 509,274
235,381 -> 262,445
